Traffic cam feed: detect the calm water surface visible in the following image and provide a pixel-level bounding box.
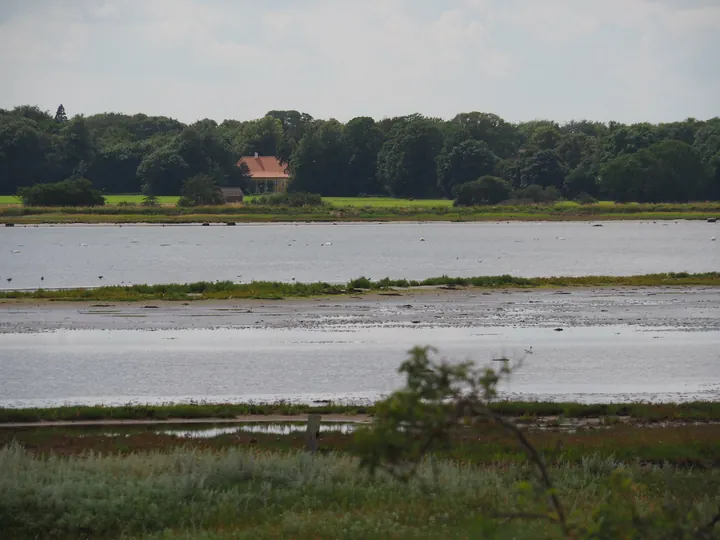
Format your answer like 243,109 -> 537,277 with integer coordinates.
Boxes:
1,221 -> 718,289
1,326 -> 718,407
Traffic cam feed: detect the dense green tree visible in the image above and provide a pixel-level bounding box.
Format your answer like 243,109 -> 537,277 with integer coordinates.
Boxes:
453,176 -> 511,206
58,117 -> 94,180
343,117 -> 384,195
177,174 -> 225,207
0,116 -> 52,193
18,178 -> 105,206
563,163 -> 599,198
137,147 -> 189,195
518,150 -> 567,189
240,116 -> 284,157
647,140 -> 707,202
437,140 -> 498,196
87,142 -> 146,193
289,120 -> 349,195
0,102 -> 717,202
694,118 -> 720,163
529,126 -> 563,151
561,120 -> 607,137
377,116 -> 444,198
601,122 -> 658,162
449,112 -> 520,158
599,150 -> 662,202
266,110 -> 314,164
709,153 -> 720,199
54,104 -> 68,123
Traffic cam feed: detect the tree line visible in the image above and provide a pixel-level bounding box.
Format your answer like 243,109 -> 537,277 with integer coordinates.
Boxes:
1,105 -> 719,203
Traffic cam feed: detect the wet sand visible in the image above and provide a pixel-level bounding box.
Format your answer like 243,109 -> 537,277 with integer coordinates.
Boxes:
1,286 -> 719,333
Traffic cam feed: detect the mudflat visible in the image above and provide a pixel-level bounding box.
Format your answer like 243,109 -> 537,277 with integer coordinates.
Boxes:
1,286 -> 718,333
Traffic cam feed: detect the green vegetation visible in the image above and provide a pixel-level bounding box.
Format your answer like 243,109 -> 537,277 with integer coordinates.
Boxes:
248,191 -> 324,207
0,444 -> 716,539
1,199 -> 719,223
2,347 -> 720,539
176,174 -> 226,207
2,106 -> 719,206
17,178 -> 105,207
2,400 -> 719,424
1,272 -> 718,303
454,176 -> 512,206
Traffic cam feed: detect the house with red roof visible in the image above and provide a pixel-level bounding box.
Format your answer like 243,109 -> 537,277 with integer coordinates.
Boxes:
237,153 -> 289,193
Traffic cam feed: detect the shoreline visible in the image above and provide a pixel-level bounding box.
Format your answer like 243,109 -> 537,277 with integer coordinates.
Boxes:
2,212 -> 719,225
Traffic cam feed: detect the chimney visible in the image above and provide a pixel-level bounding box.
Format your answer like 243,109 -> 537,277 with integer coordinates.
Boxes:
254,152 -> 259,158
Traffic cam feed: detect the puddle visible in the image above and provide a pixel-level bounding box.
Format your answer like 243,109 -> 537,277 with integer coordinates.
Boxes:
155,423 -> 358,439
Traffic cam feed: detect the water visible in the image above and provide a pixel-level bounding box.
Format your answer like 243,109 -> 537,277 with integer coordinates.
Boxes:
155,423 -> 358,438
1,326 -> 718,407
1,221 -> 718,289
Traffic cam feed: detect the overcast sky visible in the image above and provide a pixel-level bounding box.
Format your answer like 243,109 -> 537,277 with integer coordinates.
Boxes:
1,0 -> 718,124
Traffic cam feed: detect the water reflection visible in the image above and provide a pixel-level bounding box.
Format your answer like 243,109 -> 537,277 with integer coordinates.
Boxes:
156,423 -> 358,439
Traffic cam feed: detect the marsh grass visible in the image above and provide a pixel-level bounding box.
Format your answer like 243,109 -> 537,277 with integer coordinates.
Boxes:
1,199 -> 719,223
2,400 -> 719,424
1,272 -> 718,302
1,444 -> 718,539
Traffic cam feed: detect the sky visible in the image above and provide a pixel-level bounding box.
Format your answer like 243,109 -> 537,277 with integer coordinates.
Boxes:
0,0 -> 718,125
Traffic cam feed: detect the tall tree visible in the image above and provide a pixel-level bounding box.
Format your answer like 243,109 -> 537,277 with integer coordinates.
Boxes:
599,149 -> 662,202
449,112 -> 520,158
343,117 -> 384,195
54,104 -> 68,123
289,120 -> 349,195
518,150 -> 567,189
647,140 -> 707,202
377,116 -> 444,198
437,139 -> 498,196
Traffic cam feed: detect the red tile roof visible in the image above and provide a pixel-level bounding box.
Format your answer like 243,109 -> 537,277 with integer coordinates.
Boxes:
237,156 -> 289,179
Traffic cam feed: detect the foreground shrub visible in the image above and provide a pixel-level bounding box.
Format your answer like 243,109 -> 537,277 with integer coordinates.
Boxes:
354,346 -> 720,539
17,178 -> 105,207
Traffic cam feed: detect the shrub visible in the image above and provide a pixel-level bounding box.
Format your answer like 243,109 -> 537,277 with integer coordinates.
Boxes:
453,176 -> 511,206
177,174 -> 225,207
510,184 -> 563,204
249,192 -> 324,207
142,194 -> 160,207
575,192 -> 598,204
17,178 -> 105,207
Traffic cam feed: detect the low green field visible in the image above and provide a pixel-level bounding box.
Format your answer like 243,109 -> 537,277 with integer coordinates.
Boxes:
2,195 -> 719,223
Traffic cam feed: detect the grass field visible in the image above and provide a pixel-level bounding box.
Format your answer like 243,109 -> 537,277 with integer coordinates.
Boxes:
2,194 -> 720,225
